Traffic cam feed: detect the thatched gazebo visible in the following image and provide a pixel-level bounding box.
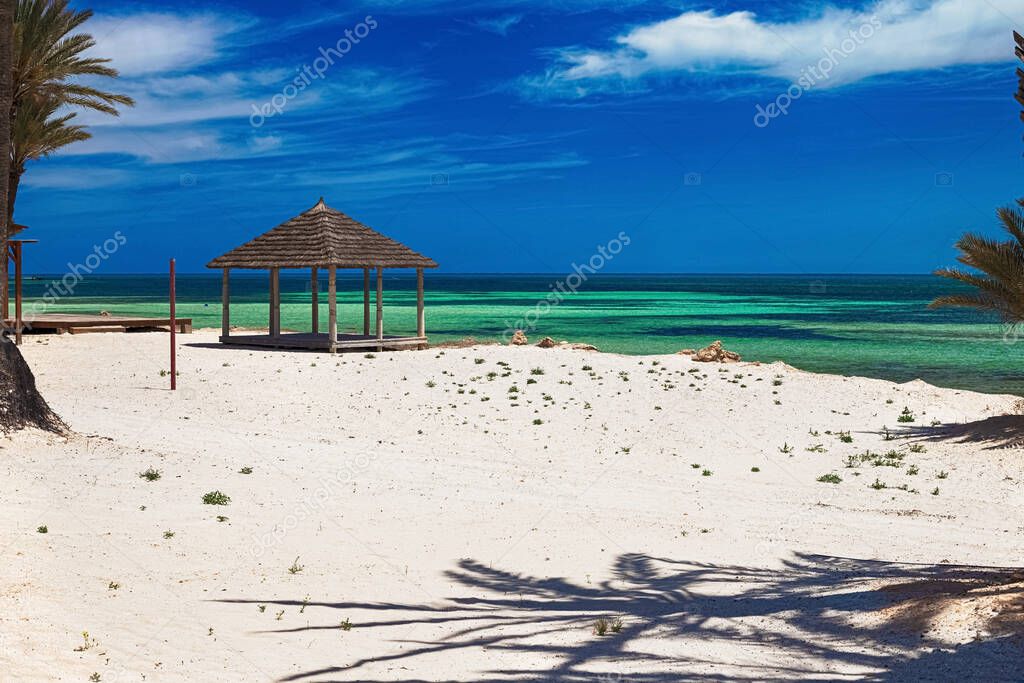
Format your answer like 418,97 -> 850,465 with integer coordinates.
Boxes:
207,198 -> 437,353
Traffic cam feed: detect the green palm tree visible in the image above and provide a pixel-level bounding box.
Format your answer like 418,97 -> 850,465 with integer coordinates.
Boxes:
7,0 -> 133,222
8,95 -> 90,218
930,206 -> 1024,324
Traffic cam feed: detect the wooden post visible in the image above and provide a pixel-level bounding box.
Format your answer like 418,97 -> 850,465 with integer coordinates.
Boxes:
221,268 -> 230,339
169,258 -> 176,390
328,266 -> 337,352
311,267 -> 319,334
269,267 -> 280,337
2,246 -> 9,321
13,243 -> 22,346
375,267 -> 383,351
362,267 -> 370,336
416,267 -> 425,339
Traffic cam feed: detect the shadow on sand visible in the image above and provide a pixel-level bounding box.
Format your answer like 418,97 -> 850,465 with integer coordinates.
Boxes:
898,414 -> 1024,450
218,552 -> 1023,682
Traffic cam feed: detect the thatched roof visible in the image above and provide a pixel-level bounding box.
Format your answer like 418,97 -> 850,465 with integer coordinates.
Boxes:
10,223 -> 28,236
207,198 -> 438,270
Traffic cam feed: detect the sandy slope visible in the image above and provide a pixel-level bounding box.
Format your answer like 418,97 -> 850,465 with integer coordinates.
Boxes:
1,329 -> 1023,682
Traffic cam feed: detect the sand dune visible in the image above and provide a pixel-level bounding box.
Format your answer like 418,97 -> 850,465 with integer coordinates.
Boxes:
2,329 -> 1022,681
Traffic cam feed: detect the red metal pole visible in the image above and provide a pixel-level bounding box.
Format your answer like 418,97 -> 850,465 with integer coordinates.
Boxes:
170,258 -> 176,391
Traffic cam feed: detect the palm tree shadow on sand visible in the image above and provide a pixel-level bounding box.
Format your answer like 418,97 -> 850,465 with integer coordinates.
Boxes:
896,414 -> 1024,451
218,552 -> 1023,682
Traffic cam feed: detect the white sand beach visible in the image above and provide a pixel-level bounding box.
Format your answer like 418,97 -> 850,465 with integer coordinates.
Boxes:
2,329 -> 1023,681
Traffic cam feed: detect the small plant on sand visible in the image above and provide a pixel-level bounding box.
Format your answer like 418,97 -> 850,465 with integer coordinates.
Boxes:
805,444 -> 826,453
107,581 -> 120,590
931,487 -> 940,496
817,473 -> 842,484
701,469 -> 712,477
139,468 -> 162,482
936,470 -> 949,479
907,465 -> 919,476
837,431 -> 853,443
897,407 -> 915,423
530,367 -> 545,375
364,353 -> 375,359
909,444 -> 927,453
582,365 -> 593,371
90,674 -> 101,682
216,515 -> 229,522
532,418 -> 543,425
691,463 -> 701,469
36,525 -> 47,534
593,618 -> 610,636
340,618 -> 353,631
870,478 -> 887,490
610,617 -> 623,633
238,466 -> 253,475
474,358 -> 485,364
202,491 -> 231,506
425,380 -> 436,388
163,530 -> 175,539
74,631 -> 97,652
751,467 -> 760,473
779,443 -> 794,454
288,557 -> 305,574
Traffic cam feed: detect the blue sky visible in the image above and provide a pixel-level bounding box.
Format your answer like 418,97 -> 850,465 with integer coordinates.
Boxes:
15,0 -> 1024,273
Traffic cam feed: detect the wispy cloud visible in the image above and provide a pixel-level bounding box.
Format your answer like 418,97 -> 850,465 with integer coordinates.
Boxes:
522,0 -> 1024,98
86,12 -> 251,76
471,13 -> 523,35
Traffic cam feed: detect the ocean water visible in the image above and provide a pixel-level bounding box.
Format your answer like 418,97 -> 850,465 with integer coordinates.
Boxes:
14,273 -> 1022,395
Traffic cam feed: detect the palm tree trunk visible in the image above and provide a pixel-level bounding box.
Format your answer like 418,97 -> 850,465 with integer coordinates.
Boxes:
0,0 -> 11,323
7,165 -> 19,224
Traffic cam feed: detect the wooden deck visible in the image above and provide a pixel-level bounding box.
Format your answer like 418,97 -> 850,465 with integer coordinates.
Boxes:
4,313 -> 193,335
220,332 -> 426,352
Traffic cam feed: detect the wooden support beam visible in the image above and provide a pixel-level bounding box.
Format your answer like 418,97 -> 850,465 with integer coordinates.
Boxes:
376,267 -> 383,351
328,266 -> 338,352
14,243 -> 22,346
269,268 -> 280,337
221,268 -> 231,339
416,267 -> 425,339
363,267 -> 370,336
2,246 -> 9,321
311,267 -> 319,334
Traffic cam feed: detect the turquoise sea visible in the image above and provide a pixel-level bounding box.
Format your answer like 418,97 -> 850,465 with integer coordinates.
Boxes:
13,273 -> 1022,395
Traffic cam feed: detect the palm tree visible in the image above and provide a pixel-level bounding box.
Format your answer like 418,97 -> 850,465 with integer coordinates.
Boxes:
2,0 -> 132,317
0,0 -> 63,433
7,0 -> 132,222
9,95 -> 90,218
930,206 -> 1024,324
1,0 -> 12,324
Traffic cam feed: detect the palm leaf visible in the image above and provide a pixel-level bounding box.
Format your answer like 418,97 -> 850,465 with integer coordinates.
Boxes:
933,206 -> 1024,323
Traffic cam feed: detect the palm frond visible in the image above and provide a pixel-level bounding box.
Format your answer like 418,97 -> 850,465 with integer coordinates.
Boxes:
932,206 -> 1024,323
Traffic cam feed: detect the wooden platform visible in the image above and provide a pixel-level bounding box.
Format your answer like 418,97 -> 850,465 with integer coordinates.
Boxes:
4,313 -> 193,335
220,332 -> 426,352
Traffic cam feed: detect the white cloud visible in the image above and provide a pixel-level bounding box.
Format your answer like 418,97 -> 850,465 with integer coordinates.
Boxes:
472,14 -> 523,35
530,0 -> 1024,96
86,12 -> 248,76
